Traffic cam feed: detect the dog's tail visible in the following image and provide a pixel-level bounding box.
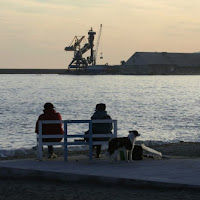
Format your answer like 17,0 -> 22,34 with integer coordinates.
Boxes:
141,144 -> 162,157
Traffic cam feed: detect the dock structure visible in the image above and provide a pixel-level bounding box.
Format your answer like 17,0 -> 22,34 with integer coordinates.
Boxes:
123,52 -> 200,75
0,69 -> 68,74
2,52 -> 200,75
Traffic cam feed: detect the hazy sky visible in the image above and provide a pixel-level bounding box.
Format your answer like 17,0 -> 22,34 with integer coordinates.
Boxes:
1,0 -> 200,69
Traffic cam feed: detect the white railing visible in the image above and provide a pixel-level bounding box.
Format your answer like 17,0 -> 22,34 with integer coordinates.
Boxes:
37,119 -> 117,161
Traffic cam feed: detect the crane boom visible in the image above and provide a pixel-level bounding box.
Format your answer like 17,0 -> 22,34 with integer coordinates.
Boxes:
94,24 -> 102,65
64,36 -> 85,51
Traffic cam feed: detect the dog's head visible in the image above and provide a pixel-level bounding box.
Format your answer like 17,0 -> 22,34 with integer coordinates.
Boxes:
128,130 -> 140,139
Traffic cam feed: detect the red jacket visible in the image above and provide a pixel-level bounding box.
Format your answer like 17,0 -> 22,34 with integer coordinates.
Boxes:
35,109 -> 64,142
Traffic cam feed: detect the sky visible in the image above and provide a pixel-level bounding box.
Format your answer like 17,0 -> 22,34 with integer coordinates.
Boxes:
1,0 -> 200,69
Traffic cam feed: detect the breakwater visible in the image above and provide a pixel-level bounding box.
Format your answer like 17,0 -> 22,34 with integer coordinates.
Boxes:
1,67 -> 200,75
0,69 -> 68,74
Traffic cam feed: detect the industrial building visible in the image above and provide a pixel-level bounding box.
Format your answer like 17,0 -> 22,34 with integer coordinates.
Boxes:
122,52 -> 200,75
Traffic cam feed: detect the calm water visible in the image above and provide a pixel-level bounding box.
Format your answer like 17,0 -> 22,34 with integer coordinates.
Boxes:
0,74 -> 200,156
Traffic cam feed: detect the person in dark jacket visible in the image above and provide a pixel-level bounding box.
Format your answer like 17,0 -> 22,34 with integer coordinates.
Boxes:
35,102 -> 64,158
88,103 -> 113,158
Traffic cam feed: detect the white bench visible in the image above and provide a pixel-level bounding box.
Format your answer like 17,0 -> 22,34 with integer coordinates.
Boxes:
37,119 -> 117,161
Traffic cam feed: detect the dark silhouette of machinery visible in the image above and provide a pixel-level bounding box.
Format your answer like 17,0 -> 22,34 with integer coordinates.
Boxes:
64,25 -> 102,69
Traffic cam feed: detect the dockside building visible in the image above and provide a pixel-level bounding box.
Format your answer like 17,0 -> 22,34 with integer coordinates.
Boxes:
123,52 -> 200,75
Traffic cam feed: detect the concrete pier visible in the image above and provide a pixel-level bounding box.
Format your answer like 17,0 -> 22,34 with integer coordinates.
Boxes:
1,157 -> 200,189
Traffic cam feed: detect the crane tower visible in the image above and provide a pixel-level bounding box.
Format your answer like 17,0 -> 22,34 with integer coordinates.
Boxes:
64,25 -> 102,69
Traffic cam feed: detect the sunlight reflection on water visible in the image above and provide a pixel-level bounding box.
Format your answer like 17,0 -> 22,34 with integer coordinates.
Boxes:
0,74 -> 200,151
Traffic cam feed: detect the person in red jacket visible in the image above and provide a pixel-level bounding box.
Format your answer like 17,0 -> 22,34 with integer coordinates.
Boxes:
35,102 -> 64,158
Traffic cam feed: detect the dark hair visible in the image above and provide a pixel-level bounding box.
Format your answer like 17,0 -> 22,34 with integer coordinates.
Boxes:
44,102 -> 55,109
96,103 -> 106,111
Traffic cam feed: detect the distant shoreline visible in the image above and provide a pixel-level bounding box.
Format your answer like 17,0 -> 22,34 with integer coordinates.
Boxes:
1,68 -> 200,75
0,69 -> 68,74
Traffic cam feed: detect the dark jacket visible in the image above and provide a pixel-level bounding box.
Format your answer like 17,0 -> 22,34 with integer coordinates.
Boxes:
91,110 -> 113,136
35,109 -> 64,142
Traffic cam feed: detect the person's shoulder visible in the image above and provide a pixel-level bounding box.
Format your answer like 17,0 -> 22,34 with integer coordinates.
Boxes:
91,111 -> 98,119
38,113 -> 45,119
106,113 -> 112,119
55,112 -> 62,120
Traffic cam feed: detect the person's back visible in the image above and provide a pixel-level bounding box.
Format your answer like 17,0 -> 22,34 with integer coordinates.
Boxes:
35,102 -> 64,158
91,106 -> 112,134
35,109 -> 63,141
90,103 -> 113,158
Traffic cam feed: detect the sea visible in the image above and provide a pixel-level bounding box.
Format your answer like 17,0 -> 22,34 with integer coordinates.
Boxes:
0,74 -> 200,157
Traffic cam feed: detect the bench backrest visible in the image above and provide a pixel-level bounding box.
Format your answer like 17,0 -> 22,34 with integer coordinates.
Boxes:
37,119 -> 117,161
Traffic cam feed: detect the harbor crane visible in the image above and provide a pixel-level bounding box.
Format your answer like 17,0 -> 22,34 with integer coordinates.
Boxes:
64,25 -> 103,69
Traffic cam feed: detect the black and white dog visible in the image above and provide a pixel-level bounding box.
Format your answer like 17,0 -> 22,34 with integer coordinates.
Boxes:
106,130 -> 140,162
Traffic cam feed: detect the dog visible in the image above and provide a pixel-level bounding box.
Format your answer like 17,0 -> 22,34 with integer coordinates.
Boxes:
106,130 -> 140,162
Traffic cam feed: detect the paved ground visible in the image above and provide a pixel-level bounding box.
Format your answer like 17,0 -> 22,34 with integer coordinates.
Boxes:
1,178 -> 200,200
0,156 -> 200,189
1,156 -> 200,200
